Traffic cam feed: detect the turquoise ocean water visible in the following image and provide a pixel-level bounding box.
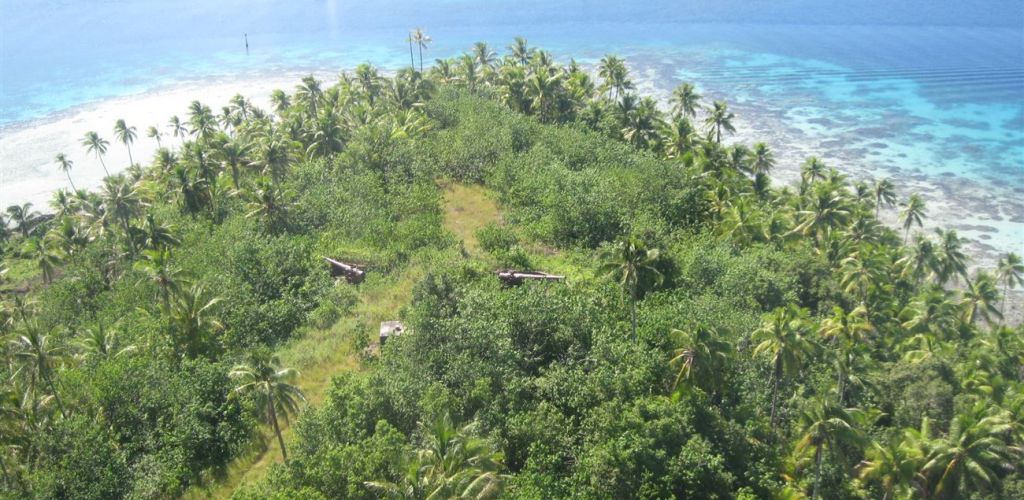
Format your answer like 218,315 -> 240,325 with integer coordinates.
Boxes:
2,0 -> 1023,243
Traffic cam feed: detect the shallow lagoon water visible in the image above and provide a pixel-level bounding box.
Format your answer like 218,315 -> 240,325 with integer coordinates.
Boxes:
1,0 -> 1022,260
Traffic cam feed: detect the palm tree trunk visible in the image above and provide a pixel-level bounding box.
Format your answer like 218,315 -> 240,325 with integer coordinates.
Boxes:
903,227 -> 909,245
409,39 -> 415,70
268,392 -> 288,462
630,296 -> 638,343
66,173 -> 78,192
812,445 -> 823,500
43,371 -> 67,418
770,358 -> 781,431
127,146 -> 134,166
418,44 -> 424,73
99,157 -> 110,177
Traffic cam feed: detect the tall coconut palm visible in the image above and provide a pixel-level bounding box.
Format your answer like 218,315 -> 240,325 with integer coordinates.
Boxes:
295,75 -> 323,119
168,284 -> 221,358
21,237 -> 62,284
81,131 -> 110,176
600,237 -> 663,342
5,203 -> 40,238
800,157 -> 827,186
669,82 -> 702,119
134,247 -> 182,315
960,271 -> 1002,326
659,116 -> 696,158
270,89 -> 291,117
995,252 -> 1022,316
859,420 -> 932,500
753,305 -> 815,430
934,228 -> 969,286
168,115 -> 188,145
872,178 -> 897,218
10,324 -> 67,418
54,153 -> 77,192
597,55 -> 632,100
411,28 -> 432,73
750,142 -> 775,176
818,305 -> 872,403
100,176 -> 141,255
113,119 -> 137,166
508,36 -> 531,66
793,184 -> 851,245
74,324 -> 136,362
703,100 -> 736,144
899,194 -> 926,244
229,351 -> 305,462
187,101 -> 217,141
471,41 -> 496,72
366,414 -> 505,499
793,398 -> 867,499
669,324 -> 733,396
146,126 -> 162,148
921,402 -> 1017,497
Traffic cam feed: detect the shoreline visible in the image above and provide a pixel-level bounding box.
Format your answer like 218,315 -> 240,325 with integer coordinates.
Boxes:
2,63 -> 1020,277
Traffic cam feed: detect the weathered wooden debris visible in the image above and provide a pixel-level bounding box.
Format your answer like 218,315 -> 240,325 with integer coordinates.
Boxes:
496,270 -> 566,287
324,257 -> 366,284
379,321 -> 406,346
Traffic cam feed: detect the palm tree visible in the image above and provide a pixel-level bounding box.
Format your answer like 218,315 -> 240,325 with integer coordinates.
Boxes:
113,119 -> 137,166
960,271 -> 1002,326
669,82 -> 702,119
5,203 -> 40,238
139,213 -> 179,250
54,153 -> 77,192
793,184 -> 851,245
934,228 -> 969,286
597,55 -> 632,100
187,101 -> 217,140
100,176 -> 141,255
872,178 -> 897,218
818,305 -> 872,403
366,414 -> 505,499
859,420 -> 932,500
995,252 -> 1022,316
411,28 -> 432,73
148,126 -> 163,147
168,284 -> 221,358
229,351 -> 305,463
793,398 -> 866,499
703,100 -> 736,143
600,237 -> 663,342
471,41 -> 496,72
407,30 -> 415,70
752,305 -> 815,430
295,75 -> 323,119
899,194 -> 926,244
621,97 -> 662,148
74,324 -> 136,361
508,36 -> 531,66
660,116 -> 697,158
800,157 -> 827,186
134,247 -> 182,315
21,237 -> 62,284
81,131 -> 110,176
10,325 -> 67,418
921,402 -> 1017,497
669,324 -> 733,396
270,89 -> 291,117
750,142 -> 775,176
168,115 -> 188,145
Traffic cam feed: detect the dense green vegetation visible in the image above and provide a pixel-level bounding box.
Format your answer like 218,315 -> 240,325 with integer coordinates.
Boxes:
1,36 -> 1022,499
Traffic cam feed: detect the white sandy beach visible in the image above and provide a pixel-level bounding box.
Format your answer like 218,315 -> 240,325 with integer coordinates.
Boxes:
0,71 -> 336,211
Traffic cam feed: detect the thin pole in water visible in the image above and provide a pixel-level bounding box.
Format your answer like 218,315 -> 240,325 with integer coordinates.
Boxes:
245,33 -> 249,55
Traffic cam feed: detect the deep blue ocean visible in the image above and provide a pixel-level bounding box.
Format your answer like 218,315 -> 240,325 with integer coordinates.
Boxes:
2,0 -> 1023,216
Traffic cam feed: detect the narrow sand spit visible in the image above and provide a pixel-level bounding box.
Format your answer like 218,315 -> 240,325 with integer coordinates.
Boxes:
0,71 -> 335,209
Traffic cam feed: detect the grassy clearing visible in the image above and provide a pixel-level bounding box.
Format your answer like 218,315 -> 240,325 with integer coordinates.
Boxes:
186,183 -> 503,498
